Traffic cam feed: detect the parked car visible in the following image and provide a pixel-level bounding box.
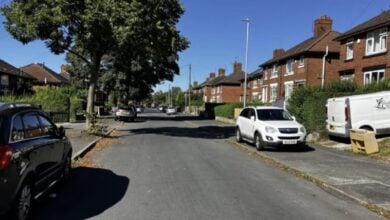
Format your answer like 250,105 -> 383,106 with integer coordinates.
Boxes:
0,103 -> 72,220
326,91 -> 390,137
135,105 -> 144,113
235,106 -> 306,150
158,105 -> 168,112
114,105 -> 137,122
166,106 -> 177,115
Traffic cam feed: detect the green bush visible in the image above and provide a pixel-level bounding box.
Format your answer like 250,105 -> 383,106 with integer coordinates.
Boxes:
0,86 -> 87,122
214,101 -> 267,119
287,79 -> 390,135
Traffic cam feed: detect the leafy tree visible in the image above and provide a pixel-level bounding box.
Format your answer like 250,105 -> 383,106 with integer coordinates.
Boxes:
2,0 -> 189,127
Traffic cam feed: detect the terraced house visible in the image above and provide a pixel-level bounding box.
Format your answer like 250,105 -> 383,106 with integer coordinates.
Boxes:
239,68 -> 263,102
334,10 -> 390,84
22,63 -> 70,86
260,16 -> 341,103
210,62 -> 244,103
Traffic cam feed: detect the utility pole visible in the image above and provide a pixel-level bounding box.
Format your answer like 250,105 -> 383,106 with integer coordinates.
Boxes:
168,84 -> 171,106
242,18 -> 250,108
188,64 -> 191,112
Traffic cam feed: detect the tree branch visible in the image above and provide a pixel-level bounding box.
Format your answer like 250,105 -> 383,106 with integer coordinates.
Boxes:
66,48 -> 91,65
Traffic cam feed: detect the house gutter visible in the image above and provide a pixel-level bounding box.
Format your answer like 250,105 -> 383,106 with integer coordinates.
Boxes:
321,46 -> 329,88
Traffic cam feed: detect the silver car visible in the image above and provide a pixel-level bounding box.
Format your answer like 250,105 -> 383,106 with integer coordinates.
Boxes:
114,105 -> 137,122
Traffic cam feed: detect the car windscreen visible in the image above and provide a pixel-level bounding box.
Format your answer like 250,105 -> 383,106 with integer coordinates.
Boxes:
257,109 -> 293,121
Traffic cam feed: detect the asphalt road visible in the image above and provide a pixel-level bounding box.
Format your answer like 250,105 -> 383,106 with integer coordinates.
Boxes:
30,110 -> 384,220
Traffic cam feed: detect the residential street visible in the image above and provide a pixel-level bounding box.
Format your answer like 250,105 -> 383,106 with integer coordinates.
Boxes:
29,110 -> 383,220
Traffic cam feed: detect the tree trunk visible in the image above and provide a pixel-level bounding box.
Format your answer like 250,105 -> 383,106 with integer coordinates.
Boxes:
86,55 -> 102,129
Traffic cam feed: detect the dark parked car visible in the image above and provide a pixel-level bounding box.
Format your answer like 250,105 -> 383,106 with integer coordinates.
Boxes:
0,103 -> 72,220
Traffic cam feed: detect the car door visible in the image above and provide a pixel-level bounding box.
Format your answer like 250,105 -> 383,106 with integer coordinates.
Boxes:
246,108 -> 256,140
38,114 -> 65,174
21,112 -> 54,189
238,108 -> 250,138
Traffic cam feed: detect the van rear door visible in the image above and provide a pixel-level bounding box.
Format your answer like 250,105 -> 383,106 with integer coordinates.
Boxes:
327,97 -> 350,137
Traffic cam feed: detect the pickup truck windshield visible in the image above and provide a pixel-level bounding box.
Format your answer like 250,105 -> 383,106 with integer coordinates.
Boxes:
257,109 -> 293,121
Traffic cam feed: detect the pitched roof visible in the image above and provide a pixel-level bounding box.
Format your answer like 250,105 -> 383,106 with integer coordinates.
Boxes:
209,75 -> 226,86
0,59 -> 36,79
261,31 -> 341,67
239,68 -> 263,82
213,71 -> 244,86
21,63 -> 70,85
335,10 -> 390,41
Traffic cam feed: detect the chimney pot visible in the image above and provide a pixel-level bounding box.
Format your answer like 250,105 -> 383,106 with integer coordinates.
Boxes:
209,72 -> 216,80
218,68 -> 225,77
314,15 -> 332,37
233,62 -> 242,74
273,49 -> 285,58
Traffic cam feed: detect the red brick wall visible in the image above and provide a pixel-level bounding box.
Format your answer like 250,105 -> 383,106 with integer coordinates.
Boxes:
338,30 -> 390,85
220,85 -> 242,103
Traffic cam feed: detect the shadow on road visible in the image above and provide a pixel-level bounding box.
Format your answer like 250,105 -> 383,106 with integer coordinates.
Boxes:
30,167 -> 129,220
138,115 -> 203,121
127,125 -> 235,139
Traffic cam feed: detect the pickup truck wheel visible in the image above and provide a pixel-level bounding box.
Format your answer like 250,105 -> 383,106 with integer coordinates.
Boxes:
236,128 -> 242,143
12,181 -> 32,220
255,133 -> 264,151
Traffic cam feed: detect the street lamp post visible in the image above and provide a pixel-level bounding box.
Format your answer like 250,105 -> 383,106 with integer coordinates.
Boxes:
242,18 -> 250,108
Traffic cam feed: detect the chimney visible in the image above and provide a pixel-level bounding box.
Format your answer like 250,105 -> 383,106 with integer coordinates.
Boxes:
314,15 -> 332,37
61,64 -> 67,73
233,62 -> 242,74
209,72 -> 216,80
193,81 -> 198,87
218,68 -> 225,77
273,49 -> 285,58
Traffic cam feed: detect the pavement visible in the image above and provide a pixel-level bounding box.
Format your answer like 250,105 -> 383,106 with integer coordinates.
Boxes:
56,118 -> 120,160
56,112 -> 390,218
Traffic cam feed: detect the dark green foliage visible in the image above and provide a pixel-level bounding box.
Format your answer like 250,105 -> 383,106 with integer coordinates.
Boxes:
0,86 -> 86,122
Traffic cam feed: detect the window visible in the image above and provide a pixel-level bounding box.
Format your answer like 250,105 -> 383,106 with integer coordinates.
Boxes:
252,79 -> 258,88
340,71 -> 355,81
22,113 -> 43,139
284,81 -> 294,100
366,28 -> 387,55
38,115 -> 55,136
286,59 -> 294,75
247,109 -> 256,119
270,84 -> 278,102
212,88 -> 216,94
1,75 -> 9,86
240,108 -> 249,118
299,56 -> 304,67
346,39 -> 354,60
11,115 -> 25,142
262,87 -> 268,103
271,64 -> 278,78
257,109 -> 293,121
364,69 -> 385,85
252,92 -> 259,101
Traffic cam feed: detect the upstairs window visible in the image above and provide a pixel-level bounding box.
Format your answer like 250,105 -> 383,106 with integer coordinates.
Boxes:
366,28 -> 387,55
271,64 -> 278,78
346,39 -> 354,60
286,59 -> 294,75
298,56 -> 304,67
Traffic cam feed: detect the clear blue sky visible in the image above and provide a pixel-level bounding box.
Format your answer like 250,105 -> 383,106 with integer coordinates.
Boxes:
1,0 -> 389,92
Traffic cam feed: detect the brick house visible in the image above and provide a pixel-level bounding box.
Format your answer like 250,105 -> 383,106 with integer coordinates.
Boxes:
239,68 -> 264,102
211,62 -> 244,103
0,59 -> 35,94
334,10 -> 390,85
22,63 -> 69,86
194,70 -> 225,103
260,16 -> 341,103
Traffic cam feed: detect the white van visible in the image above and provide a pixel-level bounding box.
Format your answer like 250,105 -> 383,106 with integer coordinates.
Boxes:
326,91 -> 390,137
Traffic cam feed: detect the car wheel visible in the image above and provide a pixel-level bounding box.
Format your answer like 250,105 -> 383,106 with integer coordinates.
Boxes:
255,133 -> 264,151
63,154 -> 71,180
236,127 -> 242,143
12,181 -> 32,220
